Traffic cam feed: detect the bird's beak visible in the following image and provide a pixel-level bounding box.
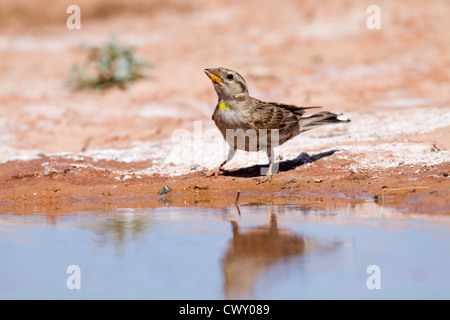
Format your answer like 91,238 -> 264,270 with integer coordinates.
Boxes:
204,68 -> 222,84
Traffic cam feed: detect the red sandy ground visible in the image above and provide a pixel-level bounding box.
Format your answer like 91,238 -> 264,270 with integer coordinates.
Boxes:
1,154 -> 448,215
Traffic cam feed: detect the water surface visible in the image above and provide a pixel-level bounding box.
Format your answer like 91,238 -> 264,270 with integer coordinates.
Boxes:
1,200 -> 449,299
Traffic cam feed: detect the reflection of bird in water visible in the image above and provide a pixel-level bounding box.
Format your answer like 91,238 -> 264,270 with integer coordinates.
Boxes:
222,207 -> 306,299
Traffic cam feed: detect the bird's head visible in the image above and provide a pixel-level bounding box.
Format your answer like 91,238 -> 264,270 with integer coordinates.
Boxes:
204,67 -> 249,101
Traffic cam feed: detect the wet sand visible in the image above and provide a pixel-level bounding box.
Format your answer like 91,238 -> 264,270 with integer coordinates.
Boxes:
0,154 -> 448,216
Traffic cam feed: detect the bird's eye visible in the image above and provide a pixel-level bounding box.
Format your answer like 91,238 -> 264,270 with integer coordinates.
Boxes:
226,74 -> 234,80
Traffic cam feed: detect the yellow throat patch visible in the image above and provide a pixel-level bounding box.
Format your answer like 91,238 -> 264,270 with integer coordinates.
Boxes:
218,100 -> 231,112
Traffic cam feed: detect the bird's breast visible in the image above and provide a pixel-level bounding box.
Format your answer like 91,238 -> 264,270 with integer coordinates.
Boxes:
212,102 -> 243,128
218,100 -> 231,112
212,103 -> 264,152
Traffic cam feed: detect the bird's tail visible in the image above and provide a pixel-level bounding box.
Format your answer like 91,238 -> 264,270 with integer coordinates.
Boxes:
299,111 -> 350,131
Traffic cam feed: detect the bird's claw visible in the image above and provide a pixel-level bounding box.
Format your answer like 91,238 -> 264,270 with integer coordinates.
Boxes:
254,175 -> 272,184
204,168 -> 225,178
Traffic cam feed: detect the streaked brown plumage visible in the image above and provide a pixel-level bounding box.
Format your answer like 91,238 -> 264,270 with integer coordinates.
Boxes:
204,67 -> 350,179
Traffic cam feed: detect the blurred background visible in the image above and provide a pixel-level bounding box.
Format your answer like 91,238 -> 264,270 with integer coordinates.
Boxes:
0,0 -> 449,159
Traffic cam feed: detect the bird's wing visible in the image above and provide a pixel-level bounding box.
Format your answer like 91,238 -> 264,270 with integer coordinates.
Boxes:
274,103 -> 321,116
250,100 -> 321,130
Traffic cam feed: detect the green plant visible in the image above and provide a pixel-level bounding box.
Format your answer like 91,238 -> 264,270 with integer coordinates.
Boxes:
66,34 -> 150,91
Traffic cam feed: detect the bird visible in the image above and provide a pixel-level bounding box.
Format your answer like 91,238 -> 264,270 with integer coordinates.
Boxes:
204,67 -> 350,180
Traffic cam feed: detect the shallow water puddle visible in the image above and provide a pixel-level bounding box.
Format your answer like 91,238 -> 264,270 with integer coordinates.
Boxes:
1,200 -> 449,299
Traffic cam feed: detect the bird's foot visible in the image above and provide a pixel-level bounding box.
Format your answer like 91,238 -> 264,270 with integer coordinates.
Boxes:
254,175 -> 272,185
204,167 -> 225,178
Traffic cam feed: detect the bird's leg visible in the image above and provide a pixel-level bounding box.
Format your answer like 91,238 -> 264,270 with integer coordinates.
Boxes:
219,146 -> 236,169
205,147 -> 236,178
256,147 -> 275,184
267,147 -> 274,176
221,146 -> 237,171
